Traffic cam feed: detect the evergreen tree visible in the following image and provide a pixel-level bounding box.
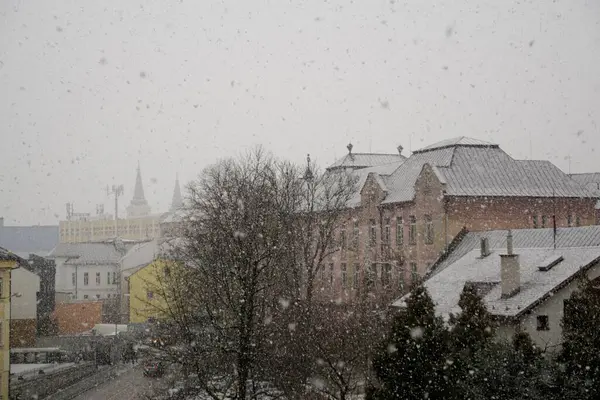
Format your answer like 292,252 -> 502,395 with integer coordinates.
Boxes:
367,284 -> 450,400
558,277 -> 600,399
449,283 -> 495,353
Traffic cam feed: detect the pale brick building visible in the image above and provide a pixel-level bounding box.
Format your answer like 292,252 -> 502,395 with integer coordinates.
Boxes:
319,137 -> 599,303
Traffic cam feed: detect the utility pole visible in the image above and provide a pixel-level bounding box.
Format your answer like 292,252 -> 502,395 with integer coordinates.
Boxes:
107,185 -> 124,237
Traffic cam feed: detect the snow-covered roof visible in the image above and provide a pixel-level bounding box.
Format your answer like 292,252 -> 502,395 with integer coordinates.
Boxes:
327,153 -> 406,172
383,138 -> 594,203
570,173 -> 600,204
0,246 -> 27,265
431,226 -> 600,277
393,246 -> 600,319
48,241 -> 142,265
413,136 -> 496,153
121,239 -> 159,272
345,161 -> 405,208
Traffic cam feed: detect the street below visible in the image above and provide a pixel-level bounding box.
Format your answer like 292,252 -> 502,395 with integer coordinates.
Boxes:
73,365 -> 164,400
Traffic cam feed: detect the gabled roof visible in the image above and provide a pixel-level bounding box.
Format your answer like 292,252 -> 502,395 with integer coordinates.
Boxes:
346,161 -> 405,208
327,153 -> 406,172
383,138 -> 593,203
0,225 -> 59,256
394,245 -> 600,318
48,241 -> 139,265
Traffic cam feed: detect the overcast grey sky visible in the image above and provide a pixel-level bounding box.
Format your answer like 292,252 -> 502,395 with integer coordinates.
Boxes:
1,0 -> 599,225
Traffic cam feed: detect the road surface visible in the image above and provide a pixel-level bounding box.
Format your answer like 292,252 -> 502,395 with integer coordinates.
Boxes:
73,365 -> 165,400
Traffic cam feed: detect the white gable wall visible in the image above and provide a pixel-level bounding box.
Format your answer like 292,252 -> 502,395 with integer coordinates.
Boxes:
11,267 -> 40,320
513,262 -> 600,351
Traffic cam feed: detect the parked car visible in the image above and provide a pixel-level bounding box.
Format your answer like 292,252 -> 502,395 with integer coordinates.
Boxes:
143,359 -> 165,377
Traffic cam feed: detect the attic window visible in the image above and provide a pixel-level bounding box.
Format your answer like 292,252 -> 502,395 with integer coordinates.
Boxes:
537,255 -> 564,272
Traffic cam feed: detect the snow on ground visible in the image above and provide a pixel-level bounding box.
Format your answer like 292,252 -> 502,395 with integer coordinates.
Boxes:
11,362 -> 75,375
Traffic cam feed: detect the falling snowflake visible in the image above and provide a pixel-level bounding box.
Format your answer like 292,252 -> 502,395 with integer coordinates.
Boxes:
410,326 -> 424,339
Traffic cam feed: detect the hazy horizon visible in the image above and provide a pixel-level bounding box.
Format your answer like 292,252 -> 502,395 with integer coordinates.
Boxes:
2,0 -> 599,225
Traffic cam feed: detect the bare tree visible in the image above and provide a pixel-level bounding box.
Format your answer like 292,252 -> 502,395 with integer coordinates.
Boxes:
143,148 -> 302,400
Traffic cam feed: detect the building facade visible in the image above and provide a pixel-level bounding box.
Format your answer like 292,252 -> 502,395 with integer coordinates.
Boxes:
49,240 -> 135,301
10,267 -> 40,347
0,248 -> 27,399
319,138 -> 599,303
128,259 -> 173,324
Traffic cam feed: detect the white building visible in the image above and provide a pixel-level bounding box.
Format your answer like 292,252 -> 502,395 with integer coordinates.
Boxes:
48,239 -> 139,301
393,226 -> 600,350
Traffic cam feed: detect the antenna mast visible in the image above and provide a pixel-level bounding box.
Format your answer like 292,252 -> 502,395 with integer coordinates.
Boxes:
107,185 -> 124,236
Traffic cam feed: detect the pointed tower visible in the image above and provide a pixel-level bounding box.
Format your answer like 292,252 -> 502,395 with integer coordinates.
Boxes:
126,162 -> 151,218
170,174 -> 183,211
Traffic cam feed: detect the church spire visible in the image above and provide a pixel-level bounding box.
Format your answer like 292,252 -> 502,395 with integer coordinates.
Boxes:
127,162 -> 151,217
170,174 -> 183,211
132,161 -> 146,202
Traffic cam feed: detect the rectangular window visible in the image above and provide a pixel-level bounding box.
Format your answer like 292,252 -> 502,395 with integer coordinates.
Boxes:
340,224 -> 347,250
381,263 -> 391,287
72,273 -> 76,286
352,221 -> 359,250
542,215 -> 548,228
533,215 -> 538,229
369,219 -> 377,247
536,315 -> 549,331
96,272 -> 101,285
410,262 -> 418,284
353,263 -> 360,290
83,294 -> 89,300
576,216 -> 581,227
112,272 -> 118,284
107,272 -> 111,285
0,321 -> 3,346
424,215 -> 434,245
83,272 -> 89,286
329,263 -> 334,286
396,217 -> 404,247
147,291 -> 154,300
0,277 -> 3,298
96,294 -> 101,299
383,218 -> 391,245
567,214 -> 573,227
409,216 -> 417,245
164,266 -> 171,277
341,263 -> 347,289
366,263 -> 375,289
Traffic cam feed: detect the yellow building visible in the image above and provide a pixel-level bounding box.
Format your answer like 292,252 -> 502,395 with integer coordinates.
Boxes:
128,259 -> 175,324
59,215 -> 161,243
0,247 -> 26,399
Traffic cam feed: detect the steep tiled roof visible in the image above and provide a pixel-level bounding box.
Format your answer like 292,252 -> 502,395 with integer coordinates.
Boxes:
327,153 -> 406,172
383,138 -> 593,203
394,245 -> 600,319
430,226 -> 600,277
0,225 -> 59,256
48,241 -> 138,265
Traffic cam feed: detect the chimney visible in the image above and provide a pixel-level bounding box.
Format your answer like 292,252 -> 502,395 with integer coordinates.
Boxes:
500,230 -> 520,298
480,237 -> 490,257
397,145 -> 404,156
